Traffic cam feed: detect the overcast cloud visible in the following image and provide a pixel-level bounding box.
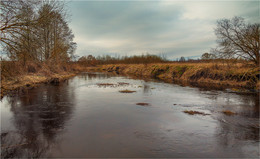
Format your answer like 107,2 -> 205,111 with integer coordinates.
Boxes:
68,0 -> 259,60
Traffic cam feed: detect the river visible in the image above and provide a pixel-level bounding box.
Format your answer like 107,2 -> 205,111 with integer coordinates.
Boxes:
1,72 -> 259,158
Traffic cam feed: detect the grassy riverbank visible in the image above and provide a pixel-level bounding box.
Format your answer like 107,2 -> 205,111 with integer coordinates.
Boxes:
89,63 -> 260,91
0,61 -> 87,97
1,61 -> 259,97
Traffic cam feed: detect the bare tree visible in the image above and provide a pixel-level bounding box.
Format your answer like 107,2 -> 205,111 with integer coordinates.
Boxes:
0,0 -> 39,50
214,17 -> 259,65
1,0 -> 76,63
36,1 -> 75,62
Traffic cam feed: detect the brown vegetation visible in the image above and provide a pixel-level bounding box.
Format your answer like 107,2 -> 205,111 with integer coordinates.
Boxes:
222,110 -> 237,116
90,62 -> 259,90
96,83 -> 118,88
0,61 -> 87,97
96,82 -> 130,87
183,110 -> 210,116
97,83 -> 115,86
119,89 -> 136,93
136,103 -> 150,106
117,82 -> 130,85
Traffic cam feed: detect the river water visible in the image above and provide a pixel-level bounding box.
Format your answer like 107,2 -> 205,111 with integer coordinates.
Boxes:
1,72 -> 259,158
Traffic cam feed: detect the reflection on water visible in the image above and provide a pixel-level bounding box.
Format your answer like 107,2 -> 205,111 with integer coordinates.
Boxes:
1,72 -> 259,158
1,82 -> 76,158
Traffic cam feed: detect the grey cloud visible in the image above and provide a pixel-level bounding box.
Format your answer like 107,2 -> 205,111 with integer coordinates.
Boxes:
68,1 -> 259,60
70,1 -> 181,39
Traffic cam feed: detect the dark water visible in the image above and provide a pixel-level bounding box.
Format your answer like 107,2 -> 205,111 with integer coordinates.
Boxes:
1,72 -> 259,158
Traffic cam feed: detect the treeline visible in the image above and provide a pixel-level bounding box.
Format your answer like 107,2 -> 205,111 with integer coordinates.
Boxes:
78,54 -> 168,66
77,53 -> 251,66
0,0 -> 76,65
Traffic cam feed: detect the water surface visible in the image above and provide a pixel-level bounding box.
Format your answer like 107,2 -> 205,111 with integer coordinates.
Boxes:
1,72 -> 259,158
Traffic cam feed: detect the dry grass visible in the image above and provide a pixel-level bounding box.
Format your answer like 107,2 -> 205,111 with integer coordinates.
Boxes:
136,103 -> 150,106
92,62 -> 259,90
97,83 -> 116,86
119,89 -> 136,93
0,61 -> 81,97
183,110 -> 210,116
117,82 -> 129,85
96,82 -> 130,87
222,110 -> 237,116
2,75 -> 47,89
1,73 -> 75,98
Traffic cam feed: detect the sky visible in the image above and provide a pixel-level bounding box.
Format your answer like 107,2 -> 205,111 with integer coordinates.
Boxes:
67,0 -> 259,60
